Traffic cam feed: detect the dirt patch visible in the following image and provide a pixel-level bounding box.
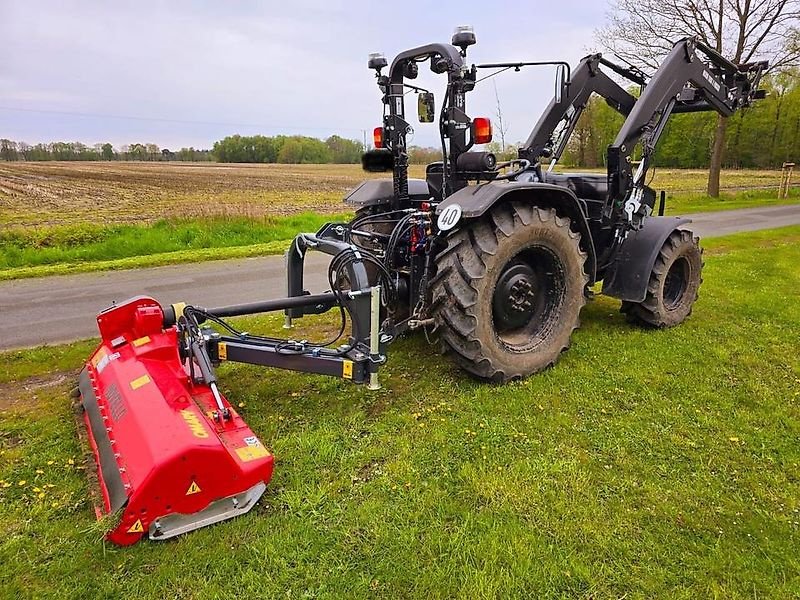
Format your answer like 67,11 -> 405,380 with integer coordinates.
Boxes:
352,457 -> 387,485
0,371 -> 76,414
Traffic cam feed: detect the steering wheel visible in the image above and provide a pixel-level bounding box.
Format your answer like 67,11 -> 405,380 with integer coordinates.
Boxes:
493,159 -> 531,181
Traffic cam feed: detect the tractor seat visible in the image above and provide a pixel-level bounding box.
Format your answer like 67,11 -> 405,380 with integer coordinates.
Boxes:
543,172 -> 608,202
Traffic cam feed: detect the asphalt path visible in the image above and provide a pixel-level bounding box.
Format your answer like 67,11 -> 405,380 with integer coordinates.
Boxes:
1,204 -> 798,351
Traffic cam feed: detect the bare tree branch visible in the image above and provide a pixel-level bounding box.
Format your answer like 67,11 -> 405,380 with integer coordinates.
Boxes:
594,0 -> 800,196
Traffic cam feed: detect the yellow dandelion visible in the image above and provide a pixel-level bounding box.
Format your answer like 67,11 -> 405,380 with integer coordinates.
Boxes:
67,458 -> 75,466
47,460 -> 54,465
32,487 -> 41,493
38,492 -> 46,499
17,480 -> 26,486
35,469 -> 44,474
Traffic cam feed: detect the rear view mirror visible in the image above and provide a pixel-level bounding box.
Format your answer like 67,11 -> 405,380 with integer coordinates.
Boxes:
418,92 -> 435,123
555,64 -> 568,104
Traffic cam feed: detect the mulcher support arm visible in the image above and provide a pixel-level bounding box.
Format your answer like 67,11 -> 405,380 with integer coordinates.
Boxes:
606,37 -> 767,228
519,54 -> 644,166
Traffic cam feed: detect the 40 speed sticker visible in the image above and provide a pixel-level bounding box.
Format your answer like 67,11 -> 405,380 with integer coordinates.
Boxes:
437,203 -> 462,231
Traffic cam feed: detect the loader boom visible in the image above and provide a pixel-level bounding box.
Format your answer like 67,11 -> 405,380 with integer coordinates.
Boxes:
606,37 -> 767,227
519,54 -> 646,167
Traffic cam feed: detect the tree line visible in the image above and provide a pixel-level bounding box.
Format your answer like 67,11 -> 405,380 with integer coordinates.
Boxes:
211,134 -> 363,164
0,140 -> 213,162
0,134 -> 365,164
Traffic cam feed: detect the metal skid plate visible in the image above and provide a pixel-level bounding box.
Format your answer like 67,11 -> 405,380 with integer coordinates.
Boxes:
149,482 -> 267,541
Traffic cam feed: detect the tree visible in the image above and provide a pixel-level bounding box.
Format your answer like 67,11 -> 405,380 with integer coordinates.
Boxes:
0,139 -> 19,161
127,143 -> 147,161
408,146 -> 442,164
325,135 -> 363,163
101,143 -> 115,161
145,143 -> 161,161
597,0 -> 800,196
277,136 -> 331,164
493,81 -> 510,153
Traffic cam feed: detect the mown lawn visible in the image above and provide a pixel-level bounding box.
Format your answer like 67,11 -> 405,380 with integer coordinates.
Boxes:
1,226 -> 799,598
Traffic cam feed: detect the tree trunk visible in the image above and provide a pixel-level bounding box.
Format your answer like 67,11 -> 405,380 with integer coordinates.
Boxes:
769,90 -> 784,167
707,114 -> 728,197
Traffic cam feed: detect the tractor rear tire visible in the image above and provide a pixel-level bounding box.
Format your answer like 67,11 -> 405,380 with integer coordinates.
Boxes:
620,229 -> 703,328
430,202 -> 588,383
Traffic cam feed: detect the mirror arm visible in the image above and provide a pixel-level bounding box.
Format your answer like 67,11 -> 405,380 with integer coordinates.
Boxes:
404,83 -> 431,94
475,61 -> 571,84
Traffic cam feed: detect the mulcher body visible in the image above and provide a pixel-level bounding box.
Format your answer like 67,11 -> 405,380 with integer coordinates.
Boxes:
79,296 -> 274,545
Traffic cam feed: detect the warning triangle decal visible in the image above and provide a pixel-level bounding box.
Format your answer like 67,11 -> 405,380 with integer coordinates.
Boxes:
127,519 -> 144,534
186,481 -> 202,495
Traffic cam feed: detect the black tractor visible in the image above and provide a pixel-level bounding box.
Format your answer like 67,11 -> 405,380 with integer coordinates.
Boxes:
334,26 -> 766,382
150,27 -> 766,394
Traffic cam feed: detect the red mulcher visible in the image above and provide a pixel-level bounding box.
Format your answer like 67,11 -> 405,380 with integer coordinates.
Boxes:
79,297 -> 275,545
78,232 -> 384,545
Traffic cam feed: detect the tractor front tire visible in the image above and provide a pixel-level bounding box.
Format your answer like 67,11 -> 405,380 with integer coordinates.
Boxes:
621,229 -> 703,328
430,202 -> 588,383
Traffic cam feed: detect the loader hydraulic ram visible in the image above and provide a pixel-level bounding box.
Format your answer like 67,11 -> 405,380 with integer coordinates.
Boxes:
77,27 -> 765,544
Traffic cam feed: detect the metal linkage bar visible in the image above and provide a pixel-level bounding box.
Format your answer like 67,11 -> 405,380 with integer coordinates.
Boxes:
210,337 -> 370,383
368,285 -> 381,390
206,285 -> 386,386
206,293 -> 336,319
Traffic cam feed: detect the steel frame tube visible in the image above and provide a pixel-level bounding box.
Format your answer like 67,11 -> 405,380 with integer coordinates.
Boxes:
207,292 -> 337,318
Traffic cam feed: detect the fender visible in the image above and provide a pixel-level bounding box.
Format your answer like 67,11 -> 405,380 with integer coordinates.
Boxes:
344,178 -> 430,209
602,216 -> 691,302
437,181 -> 597,282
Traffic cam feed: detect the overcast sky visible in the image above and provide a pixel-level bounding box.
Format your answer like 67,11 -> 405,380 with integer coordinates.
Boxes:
0,1 -> 607,149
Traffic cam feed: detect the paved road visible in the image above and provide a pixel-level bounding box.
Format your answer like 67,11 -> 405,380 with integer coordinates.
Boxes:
1,204 -> 798,351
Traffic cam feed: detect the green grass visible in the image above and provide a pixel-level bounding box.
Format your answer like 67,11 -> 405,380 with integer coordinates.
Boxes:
0,213 -> 348,280
1,227 -> 799,598
665,187 -> 799,214
1,182 -> 798,281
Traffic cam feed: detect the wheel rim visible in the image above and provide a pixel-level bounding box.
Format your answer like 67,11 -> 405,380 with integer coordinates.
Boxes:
491,246 -> 566,352
663,256 -> 690,310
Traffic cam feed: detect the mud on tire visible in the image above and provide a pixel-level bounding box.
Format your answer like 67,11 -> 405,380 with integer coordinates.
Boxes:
430,202 -> 588,382
621,229 -> 703,328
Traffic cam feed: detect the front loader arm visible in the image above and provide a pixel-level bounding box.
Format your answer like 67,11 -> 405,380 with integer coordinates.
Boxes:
606,37 -> 767,228
519,54 -> 644,167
